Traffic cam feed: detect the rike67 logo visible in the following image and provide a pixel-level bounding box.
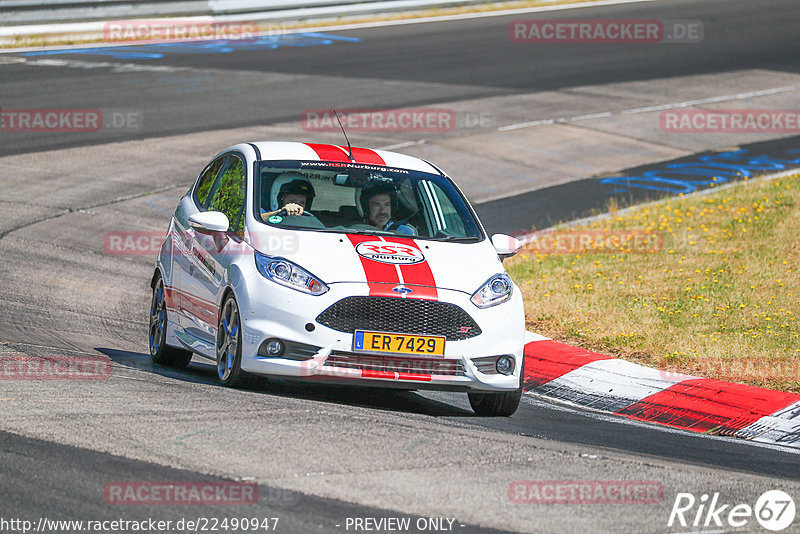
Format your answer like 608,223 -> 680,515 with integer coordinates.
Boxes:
668,490 -> 796,531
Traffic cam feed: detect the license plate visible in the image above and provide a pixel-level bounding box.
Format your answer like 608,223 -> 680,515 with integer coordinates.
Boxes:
353,330 -> 445,357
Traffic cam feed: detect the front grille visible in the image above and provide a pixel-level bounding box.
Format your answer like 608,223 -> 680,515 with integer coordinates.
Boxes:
327,351 -> 465,376
316,296 -> 481,341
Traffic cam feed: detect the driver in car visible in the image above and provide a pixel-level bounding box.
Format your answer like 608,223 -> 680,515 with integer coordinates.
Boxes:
361,181 -> 416,236
262,177 -> 315,218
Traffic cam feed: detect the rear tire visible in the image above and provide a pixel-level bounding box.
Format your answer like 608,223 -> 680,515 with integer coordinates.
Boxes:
149,275 -> 194,369
468,356 -> 524,416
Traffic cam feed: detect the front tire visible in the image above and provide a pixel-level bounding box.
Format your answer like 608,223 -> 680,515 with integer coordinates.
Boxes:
149,276 -> 193,369
216,295 -> 265,389
468,356 -> 524,416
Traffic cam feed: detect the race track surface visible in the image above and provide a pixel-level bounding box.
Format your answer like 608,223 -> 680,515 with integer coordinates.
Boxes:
1,0 -> 800,532
2,0 -> 799,156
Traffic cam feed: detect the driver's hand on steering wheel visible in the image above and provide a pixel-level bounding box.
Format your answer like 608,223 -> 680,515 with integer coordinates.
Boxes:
282,202 -> 304,216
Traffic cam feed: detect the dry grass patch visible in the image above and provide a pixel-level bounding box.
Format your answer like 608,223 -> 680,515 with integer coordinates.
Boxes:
507,173 -> 800,392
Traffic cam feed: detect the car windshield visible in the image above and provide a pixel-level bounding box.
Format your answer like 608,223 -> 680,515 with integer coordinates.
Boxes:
254,160 -> 483,241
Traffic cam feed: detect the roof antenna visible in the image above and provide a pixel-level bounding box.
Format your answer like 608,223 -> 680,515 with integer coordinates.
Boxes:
333,109 -> 355,162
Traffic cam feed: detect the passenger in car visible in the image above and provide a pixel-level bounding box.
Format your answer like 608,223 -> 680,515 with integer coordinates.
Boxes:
360,182 -> 416,235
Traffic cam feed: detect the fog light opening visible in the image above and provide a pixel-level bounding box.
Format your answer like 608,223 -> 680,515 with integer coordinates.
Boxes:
265,338 -> 284,356
496,356 -> 514,375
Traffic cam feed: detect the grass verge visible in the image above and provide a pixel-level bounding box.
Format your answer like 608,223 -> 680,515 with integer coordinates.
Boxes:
507,172 -> 800,392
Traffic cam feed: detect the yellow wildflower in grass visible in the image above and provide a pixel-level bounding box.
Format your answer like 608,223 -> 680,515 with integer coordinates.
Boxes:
506,173 -> 800,392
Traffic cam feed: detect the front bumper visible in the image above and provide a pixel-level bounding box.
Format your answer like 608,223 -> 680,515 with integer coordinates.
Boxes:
242,346 -> 520,392
236,280 -> 525,392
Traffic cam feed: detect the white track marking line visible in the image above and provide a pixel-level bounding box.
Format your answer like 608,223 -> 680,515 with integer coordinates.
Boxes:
619,85 -> 800,114
497,84 -> 800,131
22,58 -> 193,72
379,139 -> 427,150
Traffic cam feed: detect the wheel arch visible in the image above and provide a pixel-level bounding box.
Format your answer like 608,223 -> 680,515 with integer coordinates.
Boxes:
220,285 -> 236,308
219,263 -> 248,310
150,267 -> 162,289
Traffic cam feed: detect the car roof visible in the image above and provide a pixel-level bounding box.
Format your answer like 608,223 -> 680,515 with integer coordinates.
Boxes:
247,141 -> 443,175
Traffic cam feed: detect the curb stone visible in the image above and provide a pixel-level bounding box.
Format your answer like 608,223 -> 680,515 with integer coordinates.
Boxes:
522,331 -> 800,450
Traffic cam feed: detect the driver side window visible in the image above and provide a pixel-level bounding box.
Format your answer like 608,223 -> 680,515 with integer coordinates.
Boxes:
194,156 -> 227,209
208,155 -> 246,235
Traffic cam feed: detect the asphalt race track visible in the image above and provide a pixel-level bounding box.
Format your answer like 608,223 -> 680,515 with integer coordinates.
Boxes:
2,0 -> 800,156
1,0 -> 800,532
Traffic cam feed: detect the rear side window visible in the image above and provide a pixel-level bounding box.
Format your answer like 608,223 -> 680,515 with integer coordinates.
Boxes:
194,156 -> 227,208
209,155 -> 246,234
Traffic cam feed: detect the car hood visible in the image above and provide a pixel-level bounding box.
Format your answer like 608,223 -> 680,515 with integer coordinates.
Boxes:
247,228 -> 505,295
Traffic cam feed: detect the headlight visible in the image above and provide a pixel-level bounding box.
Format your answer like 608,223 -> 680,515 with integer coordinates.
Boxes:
471,273 -> 513,308
255,252 -> 329,295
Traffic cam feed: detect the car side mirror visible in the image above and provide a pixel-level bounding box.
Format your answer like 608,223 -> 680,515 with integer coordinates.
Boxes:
491,233 -> 522,259
189,211 -> 229,234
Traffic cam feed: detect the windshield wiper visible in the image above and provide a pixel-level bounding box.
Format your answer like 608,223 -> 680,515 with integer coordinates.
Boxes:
429,235 -> 480,242
347,229 -> 397,236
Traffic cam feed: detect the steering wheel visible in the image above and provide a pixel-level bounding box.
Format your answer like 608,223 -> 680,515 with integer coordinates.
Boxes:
275,208 -> 314,217
395,209 -> 418,224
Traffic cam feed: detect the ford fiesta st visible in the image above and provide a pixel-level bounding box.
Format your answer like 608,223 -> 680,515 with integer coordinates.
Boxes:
149,142 -> 525,415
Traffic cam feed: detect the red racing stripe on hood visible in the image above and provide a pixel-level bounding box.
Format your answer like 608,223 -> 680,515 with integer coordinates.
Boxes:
382,237 -> 438,301
346,234 -> 400,297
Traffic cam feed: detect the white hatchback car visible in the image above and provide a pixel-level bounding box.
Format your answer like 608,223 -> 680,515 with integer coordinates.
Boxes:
149,142 -> 525,415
